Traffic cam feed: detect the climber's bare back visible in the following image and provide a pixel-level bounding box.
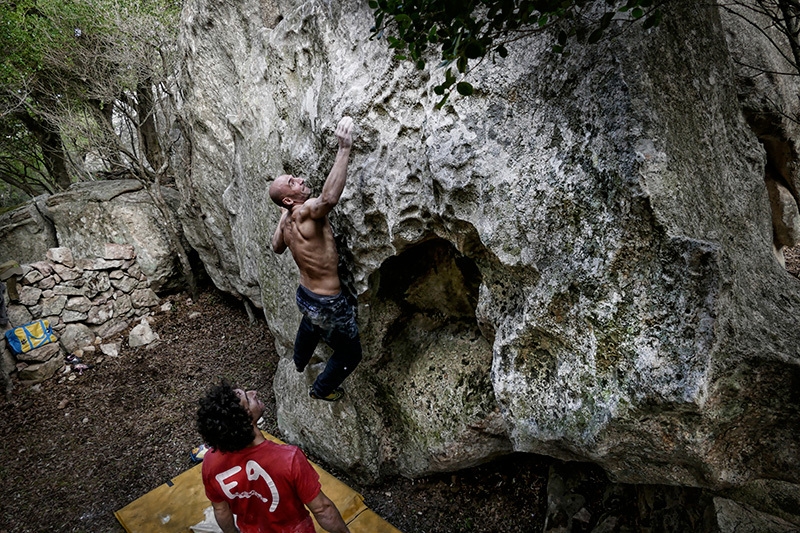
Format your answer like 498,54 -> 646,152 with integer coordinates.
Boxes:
279,205 -> 340,295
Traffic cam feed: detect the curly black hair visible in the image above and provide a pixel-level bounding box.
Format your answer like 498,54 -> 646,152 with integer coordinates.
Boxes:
196,380 -> 255,453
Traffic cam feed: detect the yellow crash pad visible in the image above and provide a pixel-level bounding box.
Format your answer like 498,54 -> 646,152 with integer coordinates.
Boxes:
115,432 -> 401,533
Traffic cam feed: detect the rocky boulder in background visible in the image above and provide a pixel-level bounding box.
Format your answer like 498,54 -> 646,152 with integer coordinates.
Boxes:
1,181 -> 188,293
176,0 -> 800,514
0,195 -> 57,266
2,243 -> 160,385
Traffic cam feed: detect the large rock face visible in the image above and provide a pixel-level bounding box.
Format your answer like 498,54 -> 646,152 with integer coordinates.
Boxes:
177,0 -> 800,490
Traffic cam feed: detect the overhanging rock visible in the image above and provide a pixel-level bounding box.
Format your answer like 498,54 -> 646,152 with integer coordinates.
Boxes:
177,0 -> 800,490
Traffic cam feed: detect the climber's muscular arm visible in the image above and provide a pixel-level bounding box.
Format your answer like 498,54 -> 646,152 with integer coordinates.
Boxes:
271,208 -> 289,254
270,116 -> 352,295
304,117 -> 353,221
276,116 -> 353,240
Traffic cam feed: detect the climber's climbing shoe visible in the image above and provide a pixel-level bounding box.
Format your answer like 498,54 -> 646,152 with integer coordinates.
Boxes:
309,386 -> 345,402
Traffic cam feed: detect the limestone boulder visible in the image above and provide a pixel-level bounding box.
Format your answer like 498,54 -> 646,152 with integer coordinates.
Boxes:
93,318 -> 129,339
53,285 -> 85,297
767,179 -> 800,248
51,263 -> 80,281
60,323 -> 97,352
22,268 -> 43,285
112,293 -> 133,316
130,288 -> 159,308
7,305 -> 32,326
104,243 -> 136,261
46,247 -> 74,268
713,498 -> 799,533
65,296 -> 92,314
177,0 -> 800,497
81,271 -> 110,299
128,320 -> 159,347
17,349 -> 64,383
16,342 -> 60,364
41,295 -> 67,317
62,311 -> 88,323
36,276 -> 55,290
110,276 -> 139,294
17,286 -> 42,307
100,343 -> 120,357
27,261 -> 54,277
0,196 -> 57,265
86,302 -> 114,325
77,258 -> 124,271
43,180 -> 185,292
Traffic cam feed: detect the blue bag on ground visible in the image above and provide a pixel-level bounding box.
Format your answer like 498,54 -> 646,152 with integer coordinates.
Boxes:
4,319 -> 57,355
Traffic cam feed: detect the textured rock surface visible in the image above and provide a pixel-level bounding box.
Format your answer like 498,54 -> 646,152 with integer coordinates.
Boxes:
0,196 -> 57,265
128,319 -> 159,348
1,245 -> 159,385
43,180 -> 184,292
60,323 -> 97,352
1,181 -> 186,292
721,3 -> 800,271
10,245 -> 154,336
176,0 -> 800,491
16,344 -> 64,382
713,498 -> 799,533
15,342 -> 61,364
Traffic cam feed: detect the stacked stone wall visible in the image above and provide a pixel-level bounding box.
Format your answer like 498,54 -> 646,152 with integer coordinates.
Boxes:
2,243 -> 160,384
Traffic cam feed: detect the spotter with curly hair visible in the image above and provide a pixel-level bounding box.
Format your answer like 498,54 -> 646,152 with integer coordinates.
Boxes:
196,381 -> 351,533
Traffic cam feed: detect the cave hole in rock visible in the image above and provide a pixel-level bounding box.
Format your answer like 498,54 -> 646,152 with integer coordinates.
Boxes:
378,238 -> 480,313
744,112 -> 800,270
366,237 -> 498,448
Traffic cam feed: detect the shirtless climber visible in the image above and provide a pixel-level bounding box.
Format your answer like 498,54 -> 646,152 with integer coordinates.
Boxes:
269,116 -> 362,402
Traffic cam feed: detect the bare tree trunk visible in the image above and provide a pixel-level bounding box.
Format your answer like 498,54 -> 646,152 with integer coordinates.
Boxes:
0,171 -> 47,197
777,0 -> 800,70
88,85 -> 198,297
17,109 -> 71,191
88,98 -> 125,170
136,79 -> 165,173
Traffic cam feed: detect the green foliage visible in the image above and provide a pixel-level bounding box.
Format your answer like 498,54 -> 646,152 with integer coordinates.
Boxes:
0,0 -> 179,104
369,0 -> 663,107
0,0 -> 181,197
0,114 -> 52,195
0,1 -> 101,93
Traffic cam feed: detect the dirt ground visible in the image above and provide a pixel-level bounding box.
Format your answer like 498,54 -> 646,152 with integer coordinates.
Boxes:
1,247 -> 798,533
0,288 -> 557,533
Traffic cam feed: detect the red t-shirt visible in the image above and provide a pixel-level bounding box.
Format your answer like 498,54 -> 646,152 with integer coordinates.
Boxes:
202,440 -> 321,533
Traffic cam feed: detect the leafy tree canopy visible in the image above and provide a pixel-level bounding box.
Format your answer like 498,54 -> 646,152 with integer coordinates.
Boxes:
0,0 -> 180,200
368,0 -> 663,107
1,0 -> 179,108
